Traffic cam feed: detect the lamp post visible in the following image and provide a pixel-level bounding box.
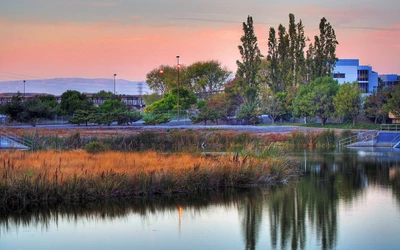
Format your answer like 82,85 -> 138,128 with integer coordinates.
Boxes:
23,80 -> 26,98
176,55 -> 180,121
113,74 -> 117,95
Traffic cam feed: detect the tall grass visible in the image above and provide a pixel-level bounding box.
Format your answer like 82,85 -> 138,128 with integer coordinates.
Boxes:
0,151 -> 298,209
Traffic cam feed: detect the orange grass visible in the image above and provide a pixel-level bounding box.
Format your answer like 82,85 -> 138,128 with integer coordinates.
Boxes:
0,151 -> 298,208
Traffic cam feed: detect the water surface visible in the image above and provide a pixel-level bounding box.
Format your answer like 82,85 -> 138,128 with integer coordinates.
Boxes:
1,149 -> 399,250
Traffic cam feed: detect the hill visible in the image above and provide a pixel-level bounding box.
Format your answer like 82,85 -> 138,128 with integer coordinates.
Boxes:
0,78 -> 152,96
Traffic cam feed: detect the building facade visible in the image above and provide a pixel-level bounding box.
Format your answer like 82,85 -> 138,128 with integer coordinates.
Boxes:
333,59 -> 378,93
379,74 -> 400,88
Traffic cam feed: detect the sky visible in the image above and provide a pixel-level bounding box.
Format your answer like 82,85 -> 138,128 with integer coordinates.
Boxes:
1,0 -> 400,84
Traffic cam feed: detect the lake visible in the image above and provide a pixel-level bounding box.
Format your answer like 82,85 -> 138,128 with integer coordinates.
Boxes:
1,148 -> 399,250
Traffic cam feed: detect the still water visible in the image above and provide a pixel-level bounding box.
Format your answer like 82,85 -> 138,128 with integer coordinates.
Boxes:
1,149 -> 400,250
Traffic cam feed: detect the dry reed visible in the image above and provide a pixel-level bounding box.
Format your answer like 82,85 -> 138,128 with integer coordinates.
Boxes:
0,150 -> 298,209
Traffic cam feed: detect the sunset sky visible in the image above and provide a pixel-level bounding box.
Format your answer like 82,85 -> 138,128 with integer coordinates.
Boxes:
1,0 -> 400,83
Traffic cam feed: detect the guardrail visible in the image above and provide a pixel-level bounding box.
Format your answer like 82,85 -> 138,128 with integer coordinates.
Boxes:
381,124 -> 400,131
0,127 -> 33,150
338,129 -> 379,148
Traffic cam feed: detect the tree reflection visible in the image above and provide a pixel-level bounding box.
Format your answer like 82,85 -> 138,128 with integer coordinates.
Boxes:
237,189 -> 264,250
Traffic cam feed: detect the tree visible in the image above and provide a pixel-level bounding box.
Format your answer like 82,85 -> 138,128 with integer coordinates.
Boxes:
236,16 -> 263,104
98,99 -> 126,114
363,89 -> 389,124
260,89 -> 283,125
37,94 -> 60,115
0,92 -> 24,122
146,87 -> 197,113
307,17 -> 339,80
294,77 -> 339,126
387,85 -> 400,117
186,60 -> 231,94
334,82 -> 362,126
69,108 -> 96,126
60,90 -> 93,116
191,93 -> 230,125
92,90 -> 114,100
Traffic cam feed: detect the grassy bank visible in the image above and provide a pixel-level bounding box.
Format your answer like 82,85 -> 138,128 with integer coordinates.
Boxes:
0,151 -> 298,209
20,129 -> 354,152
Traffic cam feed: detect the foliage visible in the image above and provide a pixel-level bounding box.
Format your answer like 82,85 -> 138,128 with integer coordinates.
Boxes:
363,89 -> 389,124
98,99 -> 127,113
236,16 -> 263,104
92,90 -> 114,100
146,87 -> 197,112
146,65 -> 178,94
37,94 -> 61,115
142,93 -> 161,106
267,14 -> 307,93
69,108 -> 96,126
293,77 -> 339,126
237,102 -> 261,125
334,82 -> 362,126
0,93 -> 58,125
85,141 -> 108,153
306,17 -> 339,80
260,89 -> 283,125
191,93 -> 230,125
186,60 -> 231,93
143,113 -> 170,125
60,90 -> 93,116
387,85 -> 400,117
316,129 -> 336,148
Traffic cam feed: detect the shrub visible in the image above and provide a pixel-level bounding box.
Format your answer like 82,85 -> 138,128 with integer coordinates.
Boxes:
85,141 -> 108,153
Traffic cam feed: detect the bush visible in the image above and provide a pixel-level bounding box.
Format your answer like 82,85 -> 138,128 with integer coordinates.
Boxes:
143,113 -> 170,125
85,141 -> 108,153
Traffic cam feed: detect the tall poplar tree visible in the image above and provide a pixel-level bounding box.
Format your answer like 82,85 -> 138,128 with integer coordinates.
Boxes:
307,17 -> 339,80
236,16 -> 262,104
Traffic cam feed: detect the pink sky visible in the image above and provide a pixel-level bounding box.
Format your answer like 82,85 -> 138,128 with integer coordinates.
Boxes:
1,1 -> 400,83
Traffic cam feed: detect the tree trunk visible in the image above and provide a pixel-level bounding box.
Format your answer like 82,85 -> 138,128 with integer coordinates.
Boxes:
321,117 -> 326,126
352,117 -> 356,126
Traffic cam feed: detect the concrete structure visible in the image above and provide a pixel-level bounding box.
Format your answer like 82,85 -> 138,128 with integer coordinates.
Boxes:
333,59 -> 378,93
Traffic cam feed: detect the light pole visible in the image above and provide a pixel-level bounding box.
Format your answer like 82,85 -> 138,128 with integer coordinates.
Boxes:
113,74 -> 117,95
23,80 -> 26,98
176,55 -> 180,121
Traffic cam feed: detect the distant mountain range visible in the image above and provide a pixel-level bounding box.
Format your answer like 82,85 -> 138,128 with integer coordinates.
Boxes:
0,78 -> 152,96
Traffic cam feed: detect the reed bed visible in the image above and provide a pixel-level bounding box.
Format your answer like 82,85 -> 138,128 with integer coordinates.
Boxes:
0,151 -> 298,209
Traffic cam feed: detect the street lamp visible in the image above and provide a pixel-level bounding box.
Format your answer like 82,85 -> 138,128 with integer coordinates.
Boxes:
113,74 -> 117,95
23,80 -> 26,98
176,55 -> 180,121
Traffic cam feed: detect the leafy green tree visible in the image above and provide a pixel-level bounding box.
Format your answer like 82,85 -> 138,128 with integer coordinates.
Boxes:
236,16 -> 263,104
146,65 -> 180,94
37,94 -> 61,115
294,77 -> 339,126
60,90 -> 93,116
20,98 -> 57,126
98,99 -> 126,113
69,109 -> 96,126
334,82 -> 362,126
186,60 -> 231,93
146,87 -> 197,112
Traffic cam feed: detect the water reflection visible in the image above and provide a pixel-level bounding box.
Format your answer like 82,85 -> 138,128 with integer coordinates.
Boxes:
0,149 -> 399,250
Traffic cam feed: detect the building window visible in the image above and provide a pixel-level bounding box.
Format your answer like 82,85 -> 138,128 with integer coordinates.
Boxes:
333,73 -> 345,78
359,82 -> 368,93
358,70 -> 369,81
